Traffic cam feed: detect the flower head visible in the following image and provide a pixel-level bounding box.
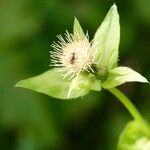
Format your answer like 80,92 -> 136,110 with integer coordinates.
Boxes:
50,31 -> 93,79
15,4 -> 148,99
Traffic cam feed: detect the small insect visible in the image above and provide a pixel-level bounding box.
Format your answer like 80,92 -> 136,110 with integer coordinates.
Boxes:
70,52 -> 75,64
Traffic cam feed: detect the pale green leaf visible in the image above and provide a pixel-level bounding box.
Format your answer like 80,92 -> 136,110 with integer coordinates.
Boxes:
67,73 -> 101,98
102,67 -> 148,89
92,4 -> 120,71
15,69 -> 101,99
73,17 -> 85,39
118,121 -> 150,150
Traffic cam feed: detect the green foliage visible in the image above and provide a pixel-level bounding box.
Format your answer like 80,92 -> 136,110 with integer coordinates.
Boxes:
92,4 -> 120,71
73,17 -> 85,38
16,69 -> 101,99
15,4 -> 148,99
102,67 -> 148,89
0,0 -> 150,149
118,121 -> 150,150
16,69 -> 72,99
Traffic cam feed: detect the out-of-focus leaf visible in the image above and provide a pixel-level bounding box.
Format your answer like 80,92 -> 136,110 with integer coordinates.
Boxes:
118,121 -> 150,150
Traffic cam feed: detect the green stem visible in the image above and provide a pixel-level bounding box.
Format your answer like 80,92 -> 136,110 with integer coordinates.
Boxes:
108,88 -> 150,134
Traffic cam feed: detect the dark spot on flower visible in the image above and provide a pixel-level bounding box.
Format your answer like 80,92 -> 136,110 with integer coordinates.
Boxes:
70,52 -> 75,64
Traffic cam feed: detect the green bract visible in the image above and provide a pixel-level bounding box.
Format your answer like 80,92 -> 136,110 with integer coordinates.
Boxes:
16,69 -> 100,99
118,121 -> 150,150
92,4 -> 120,71
73,17 -> 85,39
15,4 -> 148,99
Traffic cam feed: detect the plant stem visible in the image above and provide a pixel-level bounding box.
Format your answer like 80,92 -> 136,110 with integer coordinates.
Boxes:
108,88 -> 143,122
108,88 -> 150,134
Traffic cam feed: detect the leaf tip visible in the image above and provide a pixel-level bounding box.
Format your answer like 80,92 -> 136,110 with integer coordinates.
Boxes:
14,80 -> 23,88
109,3 -> 118,14
112,3 -> 117,9
14,82 -> 20,87
74,16 -> 77,21
143,78 -> 149,83
74,17 -> 79,26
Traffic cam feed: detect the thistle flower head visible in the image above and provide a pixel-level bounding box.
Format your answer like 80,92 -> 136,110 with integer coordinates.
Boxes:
50,31 -> 93,79
16,4 -> 148,100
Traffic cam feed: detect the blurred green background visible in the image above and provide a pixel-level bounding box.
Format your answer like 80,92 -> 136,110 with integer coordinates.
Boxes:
0,0 -> 150,150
